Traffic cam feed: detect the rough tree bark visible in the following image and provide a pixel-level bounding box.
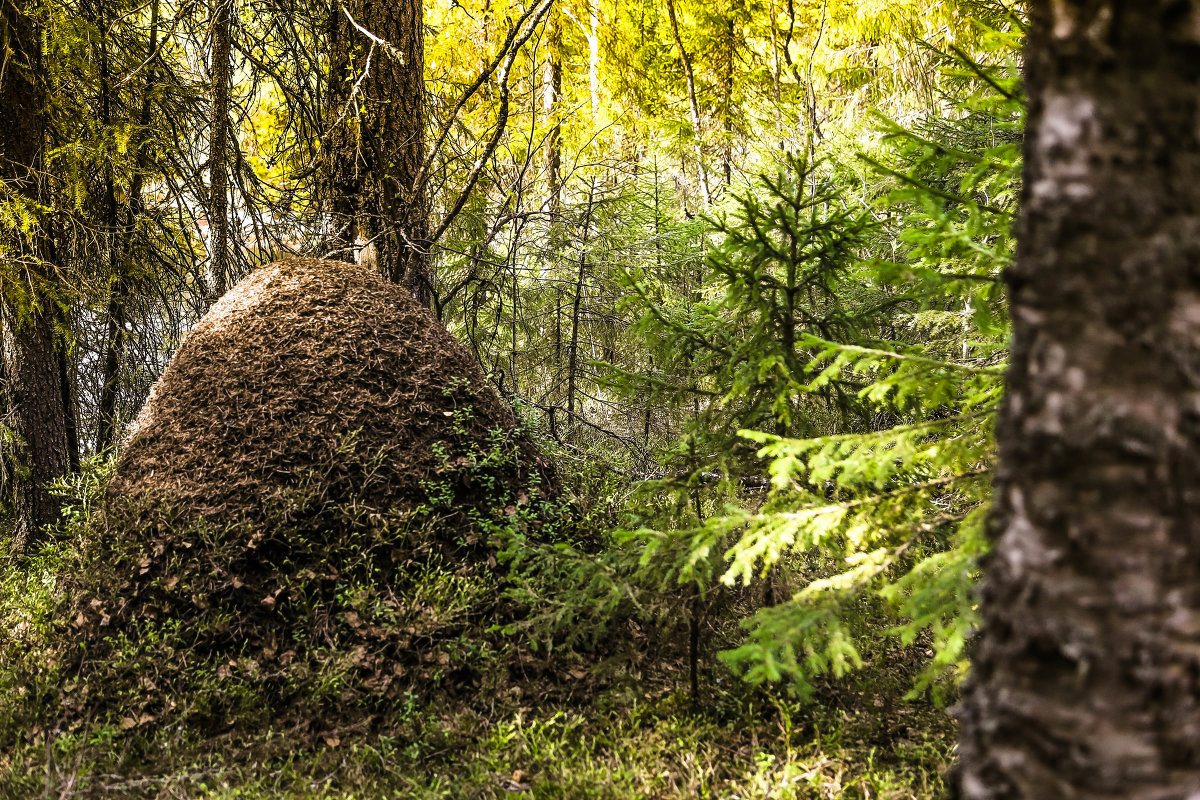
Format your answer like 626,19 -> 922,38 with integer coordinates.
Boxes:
957,3 -> 1200,798
324,0 -> 431,306
0,0 -> 70,554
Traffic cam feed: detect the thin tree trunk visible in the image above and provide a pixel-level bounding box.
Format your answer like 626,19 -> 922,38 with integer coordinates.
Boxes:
688,394 -> 705,701
1,0 -> 69,554
587,0 -> 600,118
208,0 -> 234,300
542,11 -> 562,211
720,10 -> 735,187
957,3 -> 1200,797
97,0 -> 119,270
97,0 -> 160,451
566,185 -> 597,436
509,215 -> 522,396
767,0 -> 780,105
95,0 -> 125,450
664,0 -> 711,207
95,0 -> 123,448
55,306 -> 79,474
96,286 -> 127,451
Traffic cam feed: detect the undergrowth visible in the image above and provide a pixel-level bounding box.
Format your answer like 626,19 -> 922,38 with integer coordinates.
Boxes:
0,427 -> 956,799
3,623 -> 954,799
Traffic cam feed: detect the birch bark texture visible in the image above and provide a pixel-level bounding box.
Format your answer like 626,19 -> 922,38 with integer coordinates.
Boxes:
957,3 -> 1200,798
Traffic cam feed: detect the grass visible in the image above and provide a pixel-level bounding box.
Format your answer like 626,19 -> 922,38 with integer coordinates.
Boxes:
12,642 -> 955,799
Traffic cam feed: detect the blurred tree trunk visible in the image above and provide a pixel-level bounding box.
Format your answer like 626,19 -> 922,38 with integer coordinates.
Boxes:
1,0 -> 69,554
957,3 -> 1200,797
324,0 -> 430,307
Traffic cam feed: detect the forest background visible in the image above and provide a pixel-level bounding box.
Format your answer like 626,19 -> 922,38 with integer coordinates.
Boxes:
0,0 -> 1022,795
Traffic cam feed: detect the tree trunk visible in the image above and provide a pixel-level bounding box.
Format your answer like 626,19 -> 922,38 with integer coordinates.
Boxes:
566,185 -> 597,438
665,0 -> 711,208
324,0 -> 431,306
96,281 -> 127,452
1,0 -> 69,554
542,10 -> 562,211
587,0 -> 600,119
957,3 -> 1200,798
56,308 -> 79,474
207,0 -> 234,300
720,10 -> 735,187
3,310 -> 68,555
97,0 -> 160,451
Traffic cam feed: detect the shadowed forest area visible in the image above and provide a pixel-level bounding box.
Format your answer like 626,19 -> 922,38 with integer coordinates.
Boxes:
3,0 -> 1200,797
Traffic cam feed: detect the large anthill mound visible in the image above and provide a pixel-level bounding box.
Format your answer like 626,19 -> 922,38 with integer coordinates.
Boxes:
44,258 -> 563,757
112,256 -> 553,527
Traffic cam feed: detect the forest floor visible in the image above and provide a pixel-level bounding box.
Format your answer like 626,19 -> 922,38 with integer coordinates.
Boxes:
0,497 -> 957,800
291,668 -> 956,800
1,541 -> 956,799
202,694 -> 954,799
2,572 -> 955,800
38,680 -> 954,800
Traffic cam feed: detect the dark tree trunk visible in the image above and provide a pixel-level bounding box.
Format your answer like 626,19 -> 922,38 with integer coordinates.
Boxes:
324,0 -> 430,306
55,308 -> 79,474
957,3 -> 1200,797
96,279 -> 127,452
207,0 -> 234,300
3,310 -> 68,554
94,0 -> 123,448
1,0 -> 69,554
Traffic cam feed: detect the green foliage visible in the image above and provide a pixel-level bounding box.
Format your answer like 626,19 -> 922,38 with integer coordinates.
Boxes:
609,154 -> 880,500
719,30 -> 1019,697
611,25 -> 1022,700
700,156 -> 876,435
